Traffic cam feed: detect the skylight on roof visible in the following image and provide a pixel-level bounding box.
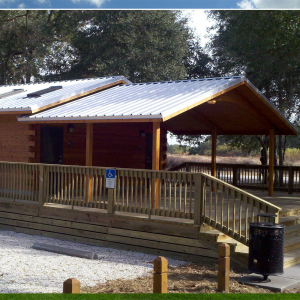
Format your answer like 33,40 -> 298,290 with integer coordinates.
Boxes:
0,89 -> 24,99
27,86 -> 62,98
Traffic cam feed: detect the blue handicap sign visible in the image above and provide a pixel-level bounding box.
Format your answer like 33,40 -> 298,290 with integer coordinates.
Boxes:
106,169 -> 116,179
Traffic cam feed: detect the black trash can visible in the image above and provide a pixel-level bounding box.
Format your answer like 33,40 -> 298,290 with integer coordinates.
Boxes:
248,213 -> 285,281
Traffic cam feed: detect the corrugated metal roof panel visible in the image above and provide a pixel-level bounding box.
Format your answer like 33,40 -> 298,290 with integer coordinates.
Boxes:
0,76 -> 130,111
22,76 -> 243,121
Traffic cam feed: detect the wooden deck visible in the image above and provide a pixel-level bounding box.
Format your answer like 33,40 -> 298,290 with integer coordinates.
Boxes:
246,190 -> 300,217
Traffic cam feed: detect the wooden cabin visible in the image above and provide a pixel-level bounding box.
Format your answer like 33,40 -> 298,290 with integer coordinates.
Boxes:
0,75 -> 297,195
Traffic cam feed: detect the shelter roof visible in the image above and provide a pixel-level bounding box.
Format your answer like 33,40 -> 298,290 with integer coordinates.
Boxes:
0,76 -> 130,114
18,76 -> 297,136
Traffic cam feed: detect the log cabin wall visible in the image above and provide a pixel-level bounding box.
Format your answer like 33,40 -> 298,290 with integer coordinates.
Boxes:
31,122 -> 167,170
0,114 -> 35,163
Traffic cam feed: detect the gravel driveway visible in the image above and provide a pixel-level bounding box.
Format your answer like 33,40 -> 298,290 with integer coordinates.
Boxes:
0,230 -> 185,293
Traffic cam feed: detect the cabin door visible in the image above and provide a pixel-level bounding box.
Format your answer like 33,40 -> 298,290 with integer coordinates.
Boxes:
145,133 -> 152,169
40,126 -> 64,164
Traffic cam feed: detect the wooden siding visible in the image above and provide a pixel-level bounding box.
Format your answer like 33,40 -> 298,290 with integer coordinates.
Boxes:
30,122 -> 167,170
0,114 -> 34,162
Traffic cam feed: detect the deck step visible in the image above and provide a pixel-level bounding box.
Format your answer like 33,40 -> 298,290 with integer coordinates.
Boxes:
284,247 -> 300,269
216,237 -> 249,253
280,215 -> 300,227
285,223 -> 300,238
285,235 -> 300,252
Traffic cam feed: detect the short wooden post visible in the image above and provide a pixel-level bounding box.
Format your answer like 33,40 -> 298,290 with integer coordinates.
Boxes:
153,256 -> 168,293
38,164 -> 45,206
288,167 -> 294,194
218,243 -> 230,293
63,278 -> 80,293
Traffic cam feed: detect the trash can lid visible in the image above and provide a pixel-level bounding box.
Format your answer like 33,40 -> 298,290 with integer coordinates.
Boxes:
257,213 -> 277,218
250,222 -> 285,229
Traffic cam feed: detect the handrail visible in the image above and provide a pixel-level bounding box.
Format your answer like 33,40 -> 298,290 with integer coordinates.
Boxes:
199,172 -> 281,246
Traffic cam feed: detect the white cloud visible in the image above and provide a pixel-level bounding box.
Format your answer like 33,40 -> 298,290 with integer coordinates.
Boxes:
71,0 -> 109,7
237,0 -> 300,8
237,0 -> 255,9
18,2 -> 25,7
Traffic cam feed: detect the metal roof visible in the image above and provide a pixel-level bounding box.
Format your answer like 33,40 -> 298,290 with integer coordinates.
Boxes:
0,76 -> 130,113
20,76 -> 245,121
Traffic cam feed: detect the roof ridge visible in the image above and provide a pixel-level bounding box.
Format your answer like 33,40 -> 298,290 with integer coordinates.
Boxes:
121,76 -> 244,87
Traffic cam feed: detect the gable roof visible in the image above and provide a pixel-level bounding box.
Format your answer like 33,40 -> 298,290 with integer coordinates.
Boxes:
0,76 -> 130,114
17,76 -> 297,136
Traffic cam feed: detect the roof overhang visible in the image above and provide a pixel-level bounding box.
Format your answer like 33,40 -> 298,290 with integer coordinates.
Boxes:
17,77 -> 298,136
164,80 -> 297,136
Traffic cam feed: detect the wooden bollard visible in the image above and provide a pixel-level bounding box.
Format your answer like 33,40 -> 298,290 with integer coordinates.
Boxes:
153,256 -> 168,293
218,243 -> 230,292
63,278 -> 81,293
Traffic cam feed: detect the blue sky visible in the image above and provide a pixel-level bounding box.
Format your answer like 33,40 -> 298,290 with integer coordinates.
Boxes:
0,0 -> 299,9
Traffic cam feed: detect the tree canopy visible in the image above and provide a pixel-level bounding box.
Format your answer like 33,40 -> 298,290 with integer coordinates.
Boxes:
0,10 -> 193,85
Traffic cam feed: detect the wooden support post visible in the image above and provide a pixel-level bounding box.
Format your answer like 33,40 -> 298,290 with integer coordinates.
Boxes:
153,256 -> 168,293
218,243 -> 230,293
63,278 -> 81,293
268,128 -> 275,197
211,128 -> 217,177
38,164 -> 45,206
85,123 -> 93,202
151,122 -> 160,209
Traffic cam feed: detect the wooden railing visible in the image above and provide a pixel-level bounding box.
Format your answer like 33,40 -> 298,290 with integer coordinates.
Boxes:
0,162 -> 281,246
169,162 -> 300,194
200,173 -> 281,246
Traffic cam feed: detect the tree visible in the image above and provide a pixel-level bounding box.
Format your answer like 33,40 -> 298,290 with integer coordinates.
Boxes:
206,10 -> 300,165
49,10 -> 192,83
0,10 -> 80,85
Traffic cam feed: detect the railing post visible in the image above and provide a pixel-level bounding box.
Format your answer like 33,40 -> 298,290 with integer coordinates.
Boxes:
186,163 -> 190,172
288,167 -> 294,194
232,166 -> 238,186
38,164 -> 45,206
107,179 -> 116,214
194,174 -> 203,225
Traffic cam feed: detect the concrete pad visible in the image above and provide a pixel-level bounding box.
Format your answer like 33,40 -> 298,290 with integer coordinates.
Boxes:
32,242 -> 98,259
278,264 -> 300,280
238,274 -> 300,292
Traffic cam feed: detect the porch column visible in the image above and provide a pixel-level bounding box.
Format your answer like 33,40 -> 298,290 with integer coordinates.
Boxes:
268,127 -> 275,196
86,123 -> 93,166
152,122 -> 160,209
211,127 -> 217,177
86,123 -> 93,201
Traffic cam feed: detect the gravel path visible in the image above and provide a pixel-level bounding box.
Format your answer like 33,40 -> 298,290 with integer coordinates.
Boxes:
0,230 -> 185,293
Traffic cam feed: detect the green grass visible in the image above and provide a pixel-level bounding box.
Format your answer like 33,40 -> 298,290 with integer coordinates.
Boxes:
0,294 -> 299,300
